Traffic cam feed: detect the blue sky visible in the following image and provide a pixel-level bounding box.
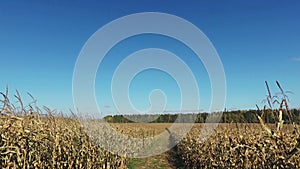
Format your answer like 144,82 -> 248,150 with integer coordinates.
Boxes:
1,1 -> 300,115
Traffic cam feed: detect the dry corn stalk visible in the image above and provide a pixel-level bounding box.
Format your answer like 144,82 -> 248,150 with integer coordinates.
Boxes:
257,115 -> 279,138
277,110 -> 284,131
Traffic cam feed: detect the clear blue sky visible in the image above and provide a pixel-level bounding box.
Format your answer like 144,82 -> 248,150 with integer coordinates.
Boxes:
1,1 -> 300,114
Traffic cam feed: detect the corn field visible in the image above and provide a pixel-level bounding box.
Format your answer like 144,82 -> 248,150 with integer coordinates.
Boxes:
1,81 -> 299,168
175,123 -> 300,168
0,89 -> 127,169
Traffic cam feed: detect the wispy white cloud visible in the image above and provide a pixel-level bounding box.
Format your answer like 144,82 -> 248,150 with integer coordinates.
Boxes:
293,56 -> 300,61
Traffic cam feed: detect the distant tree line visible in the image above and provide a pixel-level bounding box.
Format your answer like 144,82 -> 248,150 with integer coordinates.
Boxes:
104,109 -> 300,123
